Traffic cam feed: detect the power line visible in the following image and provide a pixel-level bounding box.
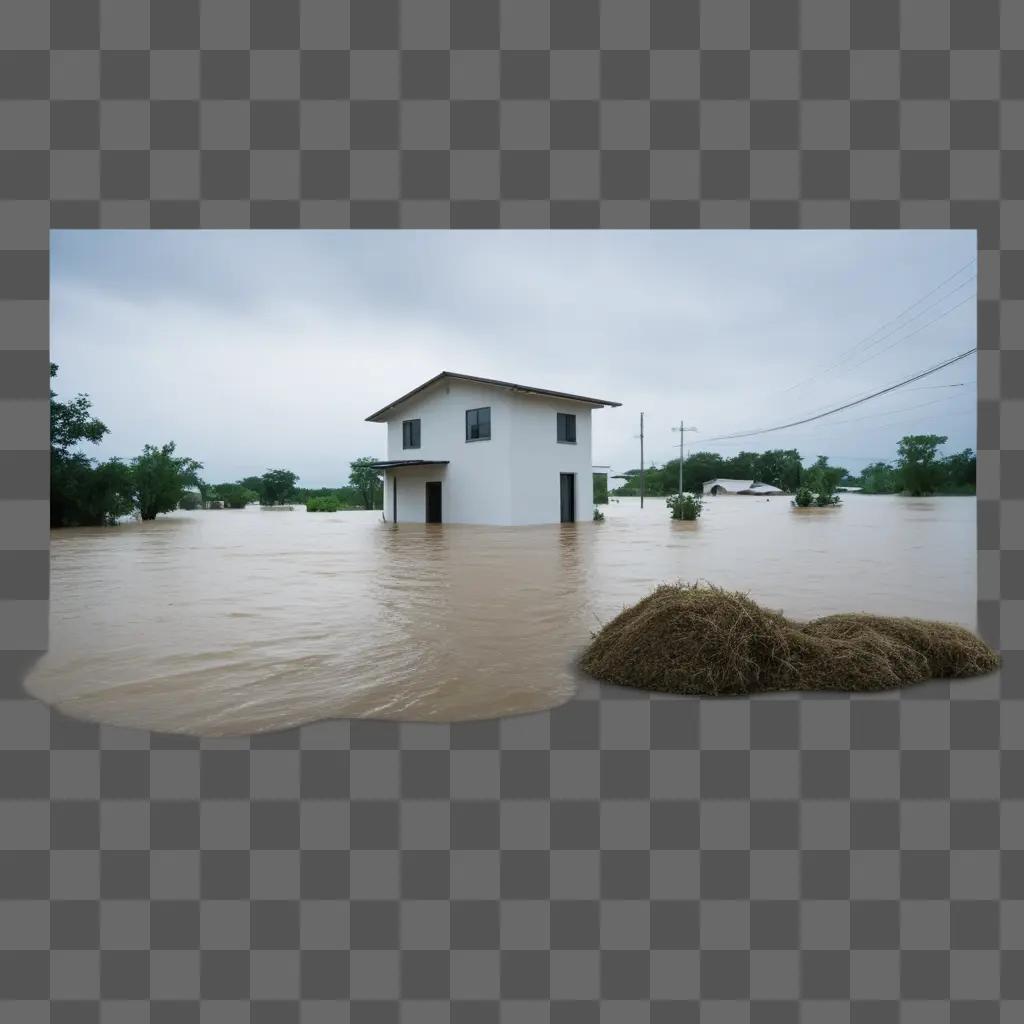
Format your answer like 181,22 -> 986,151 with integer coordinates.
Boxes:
772,368 -> 973,424
840,293 -> 975,373
641,386 -> 974,465
820,278 -> 975,376
729,406 -> 976,448
696,376 -> 966,444
707,403 -> 975,453
794,388 -> 974,430
699,348 -> 977,444
779,258 -> 976,396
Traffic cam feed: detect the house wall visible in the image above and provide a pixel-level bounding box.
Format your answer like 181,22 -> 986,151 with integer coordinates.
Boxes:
383,378 -> 514,524
508,394 -> 594,525
385,464 -> 448,524
380,380 -> 601,525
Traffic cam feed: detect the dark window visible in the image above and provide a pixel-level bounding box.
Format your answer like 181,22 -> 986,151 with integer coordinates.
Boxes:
402,419 -> 421,449
557,412 -> 577,443
465,406 -> 491,441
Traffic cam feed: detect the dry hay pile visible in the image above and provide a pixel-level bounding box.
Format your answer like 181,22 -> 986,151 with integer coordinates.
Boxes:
580,583 -> 1000,696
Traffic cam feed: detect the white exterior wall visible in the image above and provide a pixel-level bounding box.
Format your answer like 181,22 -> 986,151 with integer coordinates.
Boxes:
385,463 -> 447,523
379,379 -> 601,526
508,393 -> 594,525
383,378 -> 514,525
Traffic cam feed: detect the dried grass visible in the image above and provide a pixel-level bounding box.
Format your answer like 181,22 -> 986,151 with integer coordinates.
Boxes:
579,583 -> 999,696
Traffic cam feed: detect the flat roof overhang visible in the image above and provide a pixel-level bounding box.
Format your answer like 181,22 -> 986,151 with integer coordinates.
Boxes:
370,459 -> 450,470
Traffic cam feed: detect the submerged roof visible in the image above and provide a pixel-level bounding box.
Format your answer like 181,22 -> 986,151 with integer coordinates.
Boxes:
703,478 -> 756,490
370,459 -> 450,470
703,478 -> 784,494
365,371 -> 622,422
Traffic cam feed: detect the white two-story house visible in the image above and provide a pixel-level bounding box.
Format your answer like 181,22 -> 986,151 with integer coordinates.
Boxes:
367,371 -> 621,525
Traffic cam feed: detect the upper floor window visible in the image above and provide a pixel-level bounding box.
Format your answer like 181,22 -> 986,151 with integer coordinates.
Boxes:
557,412 -> 577,444
402,418 -> 421,449
465,407 -> 491,441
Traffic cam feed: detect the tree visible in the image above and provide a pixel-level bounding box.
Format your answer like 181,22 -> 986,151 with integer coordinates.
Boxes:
896,434 -> 947,496
806,455 -> 846,495
680,451 -> 726,493
239,475 -> 266,502
211,483 -> 258,509
50,363 -> 108,455
754,449 -> 803,491
349,457 -> 383,510
130,443 -> 203,520
940,448 -> 976,490
804,456 -> 843,507
593,473 -> 609,504
292,485 -> 364,509
50,363 -> 133,527
51,452 -> 134,526
723,451 -> 760,480
260,469 -> 299,506
860,461 -> 898,494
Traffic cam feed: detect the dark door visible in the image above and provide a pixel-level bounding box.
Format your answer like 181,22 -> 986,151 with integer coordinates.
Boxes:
559,473 -> 575,523
425,481 -> 442,523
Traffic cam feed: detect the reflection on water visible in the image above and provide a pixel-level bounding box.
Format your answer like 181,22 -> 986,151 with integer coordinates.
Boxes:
26,495 -> 976,735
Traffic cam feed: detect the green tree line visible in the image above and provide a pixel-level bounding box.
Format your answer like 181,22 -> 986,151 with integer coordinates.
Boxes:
204,457 -> 384,511
51,365 -> 385,526
51,364 -> 202,527
612,436 -> 975,499
612,448 -> 809,497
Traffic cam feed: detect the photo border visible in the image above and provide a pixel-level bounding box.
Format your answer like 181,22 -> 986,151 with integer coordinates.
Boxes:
1,0 -> 1022,1017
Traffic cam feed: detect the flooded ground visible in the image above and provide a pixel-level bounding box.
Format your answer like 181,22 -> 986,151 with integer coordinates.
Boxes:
26,495 -> 976,735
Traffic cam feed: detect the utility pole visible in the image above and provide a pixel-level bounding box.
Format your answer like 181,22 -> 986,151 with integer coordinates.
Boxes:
638,413 -> 645,508
630,411 -> 647,507
671,419 -> 698,496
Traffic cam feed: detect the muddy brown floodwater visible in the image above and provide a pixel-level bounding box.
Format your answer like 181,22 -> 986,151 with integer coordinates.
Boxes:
25,495 -> 976,735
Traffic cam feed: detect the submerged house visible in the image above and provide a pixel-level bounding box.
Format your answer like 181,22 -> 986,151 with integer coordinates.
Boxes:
701,478 -> 785,496
366,371 -> 621,525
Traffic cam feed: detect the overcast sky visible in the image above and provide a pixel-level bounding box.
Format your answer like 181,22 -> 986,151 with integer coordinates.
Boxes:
51,230 -> 976,487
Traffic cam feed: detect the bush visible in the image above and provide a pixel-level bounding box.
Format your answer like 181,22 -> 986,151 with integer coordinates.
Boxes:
792,485 -> 840,508
306,496 -> 342,512
682,494 -> 703,520
667,492 -> 703,520
593,506 -> 605,521
177,490 -> 201,510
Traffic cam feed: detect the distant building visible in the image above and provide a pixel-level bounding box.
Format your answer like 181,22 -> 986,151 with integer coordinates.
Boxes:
701,478 -> 785,496
366,371 -> 621,525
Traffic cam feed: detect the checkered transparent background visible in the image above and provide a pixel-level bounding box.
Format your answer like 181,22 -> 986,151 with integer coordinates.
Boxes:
1,1 -> 1023,1019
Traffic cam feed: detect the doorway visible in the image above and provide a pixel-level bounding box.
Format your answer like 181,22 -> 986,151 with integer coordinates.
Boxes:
559,473 -> 575,523
425,481 -> 442,523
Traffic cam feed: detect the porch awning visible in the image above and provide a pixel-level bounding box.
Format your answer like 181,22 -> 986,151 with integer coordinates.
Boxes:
370,459 -> 450,470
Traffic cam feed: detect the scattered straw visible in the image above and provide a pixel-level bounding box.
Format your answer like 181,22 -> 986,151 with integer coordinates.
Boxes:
579,583 -> 999,696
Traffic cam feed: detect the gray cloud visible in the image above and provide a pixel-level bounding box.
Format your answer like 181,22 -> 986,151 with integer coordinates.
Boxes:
52,230 -> 977,487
